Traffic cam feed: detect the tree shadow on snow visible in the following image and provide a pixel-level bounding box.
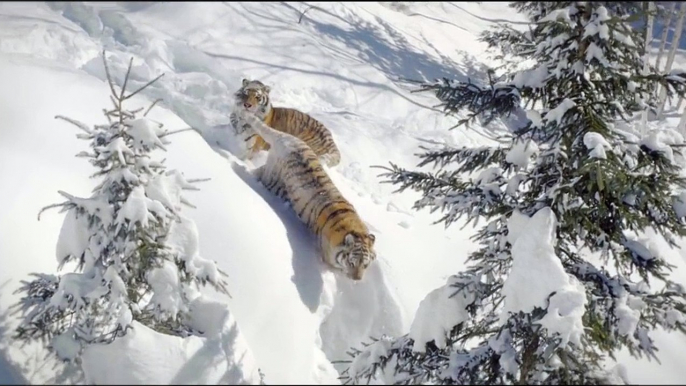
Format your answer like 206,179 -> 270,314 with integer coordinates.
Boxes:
205,2 -> 520,136
281,2 -> 469,84
201,2 -> 486,112
169,322 -> 252,384
0,280 -> 28,385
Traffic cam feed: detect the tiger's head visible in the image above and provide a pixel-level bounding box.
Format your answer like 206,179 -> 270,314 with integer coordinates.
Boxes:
234,78 -> 272,118
335,232 -> 377,281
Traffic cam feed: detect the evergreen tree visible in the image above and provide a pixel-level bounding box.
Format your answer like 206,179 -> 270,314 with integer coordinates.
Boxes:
13,52 -> 229,362
343,2 -> 686,384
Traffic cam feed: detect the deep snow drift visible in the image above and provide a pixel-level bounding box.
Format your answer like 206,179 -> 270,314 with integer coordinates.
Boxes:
1,2 -> 686,384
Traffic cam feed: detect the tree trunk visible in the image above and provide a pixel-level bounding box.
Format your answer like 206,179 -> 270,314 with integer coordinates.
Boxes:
641,2 -> 655,131
656,2 -> 676,71
677,102 -> 686,134
657,2 -> 686,120
518,334 -> 541,385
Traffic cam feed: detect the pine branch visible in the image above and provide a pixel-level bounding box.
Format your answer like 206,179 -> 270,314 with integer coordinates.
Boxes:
413,77 -> 521,129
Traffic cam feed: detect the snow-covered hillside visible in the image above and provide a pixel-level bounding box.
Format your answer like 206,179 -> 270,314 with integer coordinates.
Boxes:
1,2 -> 685,384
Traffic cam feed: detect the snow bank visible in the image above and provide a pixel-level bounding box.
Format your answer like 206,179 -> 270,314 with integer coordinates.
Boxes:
81,297 -> 259,385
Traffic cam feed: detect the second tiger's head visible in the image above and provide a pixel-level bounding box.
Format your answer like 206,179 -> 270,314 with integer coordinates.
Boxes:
234,78 -> 271,115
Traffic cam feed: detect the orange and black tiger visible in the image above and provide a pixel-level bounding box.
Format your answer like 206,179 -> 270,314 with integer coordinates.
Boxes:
230,79 -> 341,167
234,108 -> 376,280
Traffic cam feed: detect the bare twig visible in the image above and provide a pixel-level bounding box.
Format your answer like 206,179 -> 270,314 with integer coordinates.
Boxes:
103,108 -> 113,124
159,127 -> 196,138
54,116 -> 93,134
124,73 -> 165,100
120,57 -> 134,101
144,98 -> 163,117
37,201 -> 70,221
130,106 -> 145,115
186,177 -> 212,184
109,95 -> 119,111
102,50 -> 119,101
298,5 -> 316,24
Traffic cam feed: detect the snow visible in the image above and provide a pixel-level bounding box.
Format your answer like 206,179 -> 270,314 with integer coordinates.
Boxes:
546,98 -> 577,126
408,276 -> 474,352
584,132 -> 613,160
81,300 -> 260,384
147,261 -> 187,319
116,185 -> 169,230
51,329 -> 82,362
614,295 -> 642,338
0,1 -> 685,385
506,138 -> 539,170
640,128 -> 685,164
55,209 -> 90,266
539,9 -> 573,25
512,65 -> 549,89
502,208 -> 587,347
126,118 -> 168,151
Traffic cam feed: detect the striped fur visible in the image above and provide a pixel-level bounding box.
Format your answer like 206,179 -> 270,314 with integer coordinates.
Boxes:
230,79 -> 341,167
235,108 -> 376,281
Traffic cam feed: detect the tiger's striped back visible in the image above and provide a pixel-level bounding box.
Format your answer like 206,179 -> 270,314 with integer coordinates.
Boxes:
236,109 -> 376,281
230,79 -> 341,167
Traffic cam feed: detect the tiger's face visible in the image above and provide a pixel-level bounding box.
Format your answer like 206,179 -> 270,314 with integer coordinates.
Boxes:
335,232 -> 377,281
234,78 -> 271,117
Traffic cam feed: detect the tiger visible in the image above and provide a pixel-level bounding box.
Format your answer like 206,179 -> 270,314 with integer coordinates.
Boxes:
233,107 -> 376,281
229,79 -> 341,167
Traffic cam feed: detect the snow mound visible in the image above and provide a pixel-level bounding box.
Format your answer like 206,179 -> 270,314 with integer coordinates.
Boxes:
81,296 -> 260,385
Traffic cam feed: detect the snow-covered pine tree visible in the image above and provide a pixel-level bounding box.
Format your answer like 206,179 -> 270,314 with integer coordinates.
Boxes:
343,2 -> 686,384
13,52 -> 229,362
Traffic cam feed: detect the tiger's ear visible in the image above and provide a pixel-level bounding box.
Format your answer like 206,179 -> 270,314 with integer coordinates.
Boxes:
242,78 -> 250,87
345,233 -> 355,247
369,233 -> 376,245
264,85 -> 271,94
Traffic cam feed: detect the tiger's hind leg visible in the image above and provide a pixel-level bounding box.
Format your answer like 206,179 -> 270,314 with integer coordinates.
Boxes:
256,164 -> 288,200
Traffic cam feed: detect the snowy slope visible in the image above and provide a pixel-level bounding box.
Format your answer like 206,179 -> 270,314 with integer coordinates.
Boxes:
1,2 -> 686,384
